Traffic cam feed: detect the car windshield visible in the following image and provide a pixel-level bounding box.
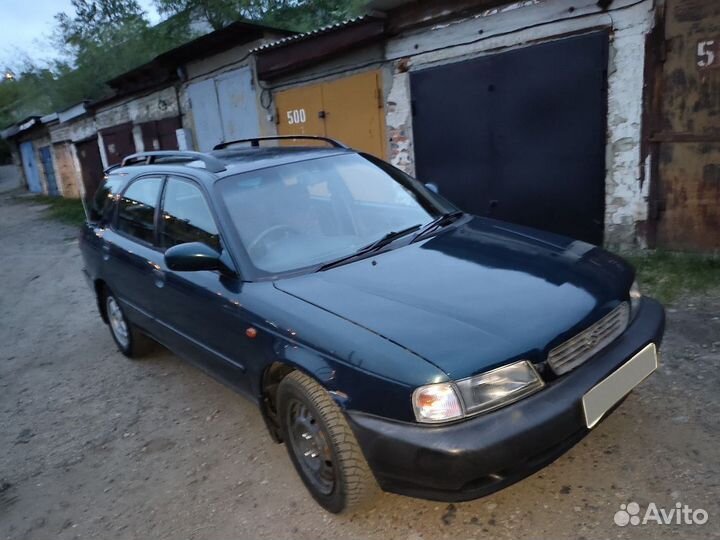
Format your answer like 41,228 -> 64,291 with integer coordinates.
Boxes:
217,153 -> 443,274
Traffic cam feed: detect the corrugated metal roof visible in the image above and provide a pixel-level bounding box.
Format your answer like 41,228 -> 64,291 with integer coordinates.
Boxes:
251,15 -> 379,53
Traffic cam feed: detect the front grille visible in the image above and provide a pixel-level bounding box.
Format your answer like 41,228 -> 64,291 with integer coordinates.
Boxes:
547,302 -> 629,375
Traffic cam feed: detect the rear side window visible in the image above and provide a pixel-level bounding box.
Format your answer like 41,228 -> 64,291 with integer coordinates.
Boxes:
116,176 -> 163,244
90,174 -> 124,223
159,177 -> 220,251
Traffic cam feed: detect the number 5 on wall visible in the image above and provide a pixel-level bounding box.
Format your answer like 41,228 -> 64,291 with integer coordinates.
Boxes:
697,40 -> 716,68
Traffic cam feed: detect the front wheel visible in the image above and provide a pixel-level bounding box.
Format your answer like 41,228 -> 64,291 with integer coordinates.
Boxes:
277,371 -> 378,513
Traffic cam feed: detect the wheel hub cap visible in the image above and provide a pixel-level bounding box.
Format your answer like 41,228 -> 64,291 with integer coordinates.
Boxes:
288,400 -> 335,495
106,296 -> 129,348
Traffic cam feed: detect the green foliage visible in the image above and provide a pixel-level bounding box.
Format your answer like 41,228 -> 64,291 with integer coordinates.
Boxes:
0,0 -> 366,132
1,0 -> 196,127
153,0 -> 367,32
626,251 -> 720,304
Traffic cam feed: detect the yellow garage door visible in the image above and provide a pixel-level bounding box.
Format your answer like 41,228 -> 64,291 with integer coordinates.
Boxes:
275,70 -> 386,158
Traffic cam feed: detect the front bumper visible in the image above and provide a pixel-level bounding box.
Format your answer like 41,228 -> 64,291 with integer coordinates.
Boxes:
347,297 -> 665,502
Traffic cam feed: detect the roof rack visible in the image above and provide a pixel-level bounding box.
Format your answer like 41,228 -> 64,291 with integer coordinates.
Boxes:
213,136 -> 349,151
120,151 -> 226,173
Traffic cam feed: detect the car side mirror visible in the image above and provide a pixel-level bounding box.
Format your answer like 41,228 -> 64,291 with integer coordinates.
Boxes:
165,242 -> 234,275
425,182 -> 439,194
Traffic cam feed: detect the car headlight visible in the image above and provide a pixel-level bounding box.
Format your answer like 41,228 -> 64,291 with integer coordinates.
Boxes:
412,361 -> 544,423
630,280 -> 642,318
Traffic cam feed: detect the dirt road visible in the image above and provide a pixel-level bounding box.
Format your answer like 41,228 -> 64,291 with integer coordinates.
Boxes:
1,192 -> 718,540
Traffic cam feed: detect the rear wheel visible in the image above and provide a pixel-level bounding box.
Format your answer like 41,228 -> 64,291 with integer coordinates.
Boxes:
277,371 -> 378,513
104,288 -> 155,358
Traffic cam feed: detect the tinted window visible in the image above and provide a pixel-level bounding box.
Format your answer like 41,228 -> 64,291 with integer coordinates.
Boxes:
116,177 -> 163,244
90,174 -> 124,223
159,178 -> 220,251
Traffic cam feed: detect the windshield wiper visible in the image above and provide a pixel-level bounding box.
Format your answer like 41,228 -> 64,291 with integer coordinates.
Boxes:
411,211 -> 464,243
316,224 -> 421,272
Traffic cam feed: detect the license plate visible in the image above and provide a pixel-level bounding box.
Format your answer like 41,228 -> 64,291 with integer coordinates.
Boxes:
582,343 -> 658,428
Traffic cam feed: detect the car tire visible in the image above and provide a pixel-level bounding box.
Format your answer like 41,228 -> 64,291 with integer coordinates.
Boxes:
103,287 -> 155,358
277,370 -> 378,514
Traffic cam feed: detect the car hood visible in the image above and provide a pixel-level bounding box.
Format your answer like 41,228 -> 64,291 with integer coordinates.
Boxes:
274,217 -> 634,380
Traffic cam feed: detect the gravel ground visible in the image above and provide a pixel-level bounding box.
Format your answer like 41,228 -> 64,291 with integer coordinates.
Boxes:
1,192 -> 718,540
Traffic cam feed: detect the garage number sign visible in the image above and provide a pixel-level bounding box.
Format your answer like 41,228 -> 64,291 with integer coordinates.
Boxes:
286,108 -> 307,125
697,40 -> 718,69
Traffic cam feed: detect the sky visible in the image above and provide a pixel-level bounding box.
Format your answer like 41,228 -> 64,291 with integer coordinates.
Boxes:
0,0 -> 161,69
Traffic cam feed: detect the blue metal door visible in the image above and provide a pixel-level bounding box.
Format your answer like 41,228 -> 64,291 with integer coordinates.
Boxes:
19,141 -> 42,193
39,146 -> 59,196
187,67 -> 260,151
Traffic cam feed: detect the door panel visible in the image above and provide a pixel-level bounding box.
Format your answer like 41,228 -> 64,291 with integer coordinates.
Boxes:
216,67 -> 260,143
274,70 -> 386,157
101,122 -> 136,166
411,32 -> 609,244
104,176 -> 165,335
153,176 -> 253,394
103,229 -> 165,334
188,68 -> 260,151
187,78 -> 224,151
19,142 -> 42,193
75,138 -> 104,199
323,71 -> 386,158
53,143 -> 80,198
39,146 -> 59,196
653,0 -> 720,250
276,84 -> 325,142
140,117 -> 182,151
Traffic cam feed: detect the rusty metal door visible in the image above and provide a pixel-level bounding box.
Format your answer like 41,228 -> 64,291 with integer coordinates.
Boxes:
650,0 -> 720,250
275,70 -> 386,157
411,32 -> 609,245
140,117 -> 182,151
101,122 -> 136,166
76,138 -> 104,198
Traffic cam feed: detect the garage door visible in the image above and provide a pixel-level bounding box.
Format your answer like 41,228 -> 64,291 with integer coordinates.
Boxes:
275,71 -> 386,158
140,117 -> 182,151
187,67 -> 260,151
411,32 -> 609,244
101,122 -> 136,167
76,137 -> 104,198
651,0 -> 720,251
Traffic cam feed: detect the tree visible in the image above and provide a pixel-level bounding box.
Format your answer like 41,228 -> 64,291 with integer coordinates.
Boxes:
0,0 -> 368,139
153,0 -> 367,32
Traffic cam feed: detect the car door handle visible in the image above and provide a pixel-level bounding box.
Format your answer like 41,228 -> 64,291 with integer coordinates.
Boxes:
101,243 -> 111,261
152,268 -> 166,288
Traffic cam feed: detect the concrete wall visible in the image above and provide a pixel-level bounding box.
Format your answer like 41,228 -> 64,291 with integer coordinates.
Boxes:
95,87 -> 181,132
383,0 -> 657,249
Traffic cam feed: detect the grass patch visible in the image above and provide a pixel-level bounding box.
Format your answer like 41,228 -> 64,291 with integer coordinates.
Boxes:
15,195 -> 86,226
626,251 -> 720,304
